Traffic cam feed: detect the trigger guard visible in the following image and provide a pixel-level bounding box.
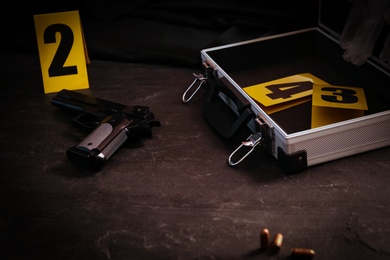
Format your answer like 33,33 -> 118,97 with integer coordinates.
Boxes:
72,113 -> 101,131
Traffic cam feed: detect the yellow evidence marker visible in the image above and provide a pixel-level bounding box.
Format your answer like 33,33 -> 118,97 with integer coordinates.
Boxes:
243,73 -> 329,114
34,10 -> 89,94
311,85 -> 368,128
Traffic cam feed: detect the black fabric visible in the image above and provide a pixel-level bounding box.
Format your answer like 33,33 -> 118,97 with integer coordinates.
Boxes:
2,1 -> 318,67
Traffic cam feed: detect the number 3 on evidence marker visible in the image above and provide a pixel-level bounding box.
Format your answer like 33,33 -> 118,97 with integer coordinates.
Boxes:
313,85 -> 368,110
320,87 -> 358,104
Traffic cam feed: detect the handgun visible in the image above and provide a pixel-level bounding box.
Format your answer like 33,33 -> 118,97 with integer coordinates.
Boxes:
51,89 -> 161,171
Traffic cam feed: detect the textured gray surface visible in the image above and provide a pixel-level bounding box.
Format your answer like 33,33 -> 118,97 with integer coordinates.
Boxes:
1,50 -> 390,259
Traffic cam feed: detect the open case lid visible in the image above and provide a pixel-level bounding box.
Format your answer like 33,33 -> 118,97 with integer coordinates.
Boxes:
197,0 -> 389,137
319,0 -> 390,74
190,1 -> 390,169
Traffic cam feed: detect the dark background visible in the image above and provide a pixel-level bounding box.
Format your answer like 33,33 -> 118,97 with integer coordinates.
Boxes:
2,0 -> 319,67
1,1 -> 390,260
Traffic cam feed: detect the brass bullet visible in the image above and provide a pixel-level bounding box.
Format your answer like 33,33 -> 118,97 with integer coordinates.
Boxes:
291,248 -> 315,258
270,233 -> 283,252
260,228 -> 270,249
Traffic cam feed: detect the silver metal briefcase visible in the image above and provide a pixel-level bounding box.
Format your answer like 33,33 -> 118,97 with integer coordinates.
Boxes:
182,1 -> 390,173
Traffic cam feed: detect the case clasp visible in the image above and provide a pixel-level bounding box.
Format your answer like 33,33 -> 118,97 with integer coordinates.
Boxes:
182,73 -> 207,103
228,113 -> 274,166
255,113 -> 274,154
228,132 -> 263,166
182,62 -> 213,103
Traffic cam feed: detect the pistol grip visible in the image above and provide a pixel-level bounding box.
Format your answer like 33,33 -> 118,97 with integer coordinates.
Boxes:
68,115 -> 130,170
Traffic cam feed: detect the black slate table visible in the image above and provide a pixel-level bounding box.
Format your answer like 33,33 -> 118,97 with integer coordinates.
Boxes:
1,50 -> 390,260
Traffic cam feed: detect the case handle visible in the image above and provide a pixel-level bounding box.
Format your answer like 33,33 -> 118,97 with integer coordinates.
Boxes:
202,77 -> 253,138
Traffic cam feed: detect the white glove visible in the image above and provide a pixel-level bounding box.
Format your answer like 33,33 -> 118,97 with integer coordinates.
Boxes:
340,0 -> 390,66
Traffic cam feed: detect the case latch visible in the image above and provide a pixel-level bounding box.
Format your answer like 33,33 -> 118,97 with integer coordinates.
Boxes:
228,132 -> 263,166
228,113 -> 274,166
182,61 -> 213,103
255,113 -> 274,154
